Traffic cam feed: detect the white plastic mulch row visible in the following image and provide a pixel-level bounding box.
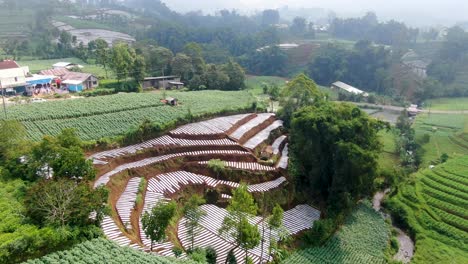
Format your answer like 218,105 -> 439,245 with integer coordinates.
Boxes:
243,120 -> 284,150
198,161 -> 276,172
116,177 -> 142,229
229,113 -> 275,140
276,144 -> 289,169
271,135 -> 287,155
91,135 -> 238,163
282,204 -> 321,235
171,114 -> 252,136
247,177 -> 286,192
101,216 -> 132,247
178,204 -> 320,264
93,150 -> 250,187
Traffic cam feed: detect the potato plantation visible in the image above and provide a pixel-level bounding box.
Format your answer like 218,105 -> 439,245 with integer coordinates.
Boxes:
4,91 -> 256,141
284,202 -> 389,264
23,238 -> 191,264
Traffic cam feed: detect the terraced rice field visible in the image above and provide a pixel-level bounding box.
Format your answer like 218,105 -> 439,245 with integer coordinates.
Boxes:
386,156 -> 468,263
3,91 -> 255,141
90,113 -> 315,263
284,202 -> 389,264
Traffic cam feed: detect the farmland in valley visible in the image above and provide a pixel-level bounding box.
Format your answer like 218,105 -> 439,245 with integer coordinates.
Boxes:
283,202 -> 390,264
386,155 -> 468,264
3,91 -> 256,141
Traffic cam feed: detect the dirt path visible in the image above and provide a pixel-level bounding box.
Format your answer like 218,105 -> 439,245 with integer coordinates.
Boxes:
372,190 -> 414,264
393,227 -> 414,264
352,102 -> 468,115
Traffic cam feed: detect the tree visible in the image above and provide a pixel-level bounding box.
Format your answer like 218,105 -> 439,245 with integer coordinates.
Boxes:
219,184 -> 259,262
24,178 -> 108,227
172,53 -> 192,81
110,43 -> 135,82
147,46 -> 173,76
267,204 -> 284,261
279,74 -> 324,126
0,120 -> 27,162
238,217 -> 261,262
204,64 -> 230,90
183,194 -> 206,250
222,59 -> 246,90
262,9 -> 280,25
184,42 -> 205,76
290,102 -> 387,213
131,54 -> 146,84
95,39 -> 110,78
142,201 -> 177,251
290,17 -> 307,36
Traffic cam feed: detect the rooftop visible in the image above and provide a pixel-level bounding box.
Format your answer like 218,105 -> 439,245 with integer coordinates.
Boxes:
144,76 -> 178,80
0,60 -> 20,70
332,81 -> 369,96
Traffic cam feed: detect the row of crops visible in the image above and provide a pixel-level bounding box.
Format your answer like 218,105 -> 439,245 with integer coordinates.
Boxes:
23,238 -> 190,264
284,202 -> 389,264
6,91 -> 256,141
385,155 -> 468,263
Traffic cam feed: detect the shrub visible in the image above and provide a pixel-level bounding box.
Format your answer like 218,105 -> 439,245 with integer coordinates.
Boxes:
303,218 -> 336,246
190,247 -> 206,263
172,246 -> 183,258
205,247 -> 217,264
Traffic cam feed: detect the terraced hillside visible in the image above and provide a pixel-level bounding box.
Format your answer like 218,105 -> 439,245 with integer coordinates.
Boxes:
23,238 -> 191,264
284,202 -> 389,264
386,156 -> 468,263
90,113 -> 320,263
3,91 -> 256,141
413,113 -> 468,166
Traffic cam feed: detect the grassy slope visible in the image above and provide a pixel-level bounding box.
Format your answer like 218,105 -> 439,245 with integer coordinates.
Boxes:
424,97 -> 468,111
378,129 -> 400,171
414,113 -> 468,166
386,156 -> 468,264
23,238 -> 191,264
284,201 -> 389,264
5,90 -> 255,141
0,9 -> 34,38
18,57 -> 110,78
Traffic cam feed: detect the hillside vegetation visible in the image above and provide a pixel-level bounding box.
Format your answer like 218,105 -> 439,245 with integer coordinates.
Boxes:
284,202 -> 390,264
23,238 -> 191,264
3,91 -> 256,141
385,155 -> 468,264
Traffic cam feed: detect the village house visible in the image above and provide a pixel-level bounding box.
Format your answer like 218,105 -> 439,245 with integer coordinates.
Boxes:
40,68 -> 98,92
143,76 -> 183,90
52,62 -> 83,70
331,81 -> 369,97
0,60 -> 30,95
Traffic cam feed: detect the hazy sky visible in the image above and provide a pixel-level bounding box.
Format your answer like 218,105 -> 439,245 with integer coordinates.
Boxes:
162,0 -> 468,26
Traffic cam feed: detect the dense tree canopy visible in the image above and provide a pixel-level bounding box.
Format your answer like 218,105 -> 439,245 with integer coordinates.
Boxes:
290,102 -> 387,213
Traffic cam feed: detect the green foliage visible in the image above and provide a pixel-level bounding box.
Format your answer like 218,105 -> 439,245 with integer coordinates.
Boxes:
279,73 -> 324,126
205,246 -> 217,264
290,102 -> 387,212
385,156 -> 468,263
141,201 -> 177,251
183,195 -> 206,250
284,202 -> 390,264
189,247 -> 207,263
242,46 -> 288,76
110,43 -> 136,82
227,249 -> 237,264
207,159 -> 226,180
3,91 -> 255,141
23,238 -> 191,264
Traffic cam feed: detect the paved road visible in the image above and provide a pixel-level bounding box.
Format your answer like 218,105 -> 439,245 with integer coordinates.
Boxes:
352,102 -> 468,115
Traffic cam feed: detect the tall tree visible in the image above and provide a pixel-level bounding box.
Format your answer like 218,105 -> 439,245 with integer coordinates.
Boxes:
171,53 -> 193,81
262,9 -> 280,25
94,39 -> 110,78
183,194 -> 206,250
110,43 -> 135,82
131,54 -> 146,85
290,103 -> 387,212
142,201 -> 177,251
290,17 -> 307,35
279,74 -> 324,126
222,59 -> 246,90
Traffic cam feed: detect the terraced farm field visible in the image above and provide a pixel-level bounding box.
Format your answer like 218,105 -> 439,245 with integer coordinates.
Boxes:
386,155 -> 468,264
23,238 -> 190,264
3,91 -> 256,141
90,113 -> 319,263
413,113 -> 468,166
284,202 -> 389,264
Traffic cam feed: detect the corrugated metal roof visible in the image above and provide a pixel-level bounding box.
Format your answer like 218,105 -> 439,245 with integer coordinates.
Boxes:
40,68 -> 70,77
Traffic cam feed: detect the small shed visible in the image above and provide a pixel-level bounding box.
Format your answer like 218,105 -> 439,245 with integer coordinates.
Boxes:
165,97 -> 178,106
63,80 -> 84,92
143,76 -> 181,89
331,81 -> 369,97
168,81 -> 184,90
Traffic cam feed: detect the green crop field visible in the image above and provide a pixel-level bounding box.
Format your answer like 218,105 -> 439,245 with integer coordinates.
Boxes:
3,90 -> 255,141
386,155 -> 468,264
0,9 -> 34,39
284,202 -> 390,264
18,57 -> 109,78
424,97 -> 468,111
245,75 -> 288,96
23,238 -> 190,264
413,113 -> 468,166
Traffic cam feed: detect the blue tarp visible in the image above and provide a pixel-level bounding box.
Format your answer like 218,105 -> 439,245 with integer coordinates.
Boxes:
26,77 -> 53,85
68,84 -> 84,92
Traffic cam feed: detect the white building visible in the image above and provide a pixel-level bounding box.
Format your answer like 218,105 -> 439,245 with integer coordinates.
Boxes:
331,81 -> 369,97
0,60 -> 30,92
